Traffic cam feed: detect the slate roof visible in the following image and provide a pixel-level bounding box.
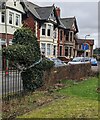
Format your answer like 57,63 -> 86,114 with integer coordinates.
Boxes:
35,6 -> 54,20
20,0 -> 41,19
60,17 -> 78,33
60,17 -> 75,29
0,1 -> 5,9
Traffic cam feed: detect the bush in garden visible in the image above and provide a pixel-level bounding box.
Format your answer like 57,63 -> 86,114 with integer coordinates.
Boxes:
3,27 -> 54,91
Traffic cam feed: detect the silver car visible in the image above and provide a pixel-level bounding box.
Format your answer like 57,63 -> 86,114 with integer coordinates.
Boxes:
68,57 -> 90,65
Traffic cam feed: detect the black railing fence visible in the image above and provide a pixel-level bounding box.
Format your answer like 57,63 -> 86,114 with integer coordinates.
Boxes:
2,55 -> 23,100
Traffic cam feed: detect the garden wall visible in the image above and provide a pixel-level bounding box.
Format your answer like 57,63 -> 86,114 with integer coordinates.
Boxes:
43,63 -> 91,88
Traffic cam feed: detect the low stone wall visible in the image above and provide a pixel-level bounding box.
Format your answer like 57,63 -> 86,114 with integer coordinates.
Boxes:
43,63 -> 91,88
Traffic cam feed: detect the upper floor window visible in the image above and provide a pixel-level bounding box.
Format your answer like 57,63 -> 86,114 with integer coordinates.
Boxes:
1,12 -> 5,23
53,30 -> 57,39
42,24 -> 46,36
60,31 -> 62,41
47,25 -> 51,36
66,31 -> 69,41
16,14 -> 20,26
9,12 -> 14,24
69,31 -> 73,41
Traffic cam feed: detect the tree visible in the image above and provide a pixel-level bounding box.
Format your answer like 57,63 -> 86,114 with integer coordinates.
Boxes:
3,27 -> 54,91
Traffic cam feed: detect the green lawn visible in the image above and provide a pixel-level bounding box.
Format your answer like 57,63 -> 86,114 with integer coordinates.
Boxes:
58,77 -> 99,100
18,77 -> 100,119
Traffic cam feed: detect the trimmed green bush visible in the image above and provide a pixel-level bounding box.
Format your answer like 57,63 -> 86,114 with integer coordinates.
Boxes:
3,27 -> 54,91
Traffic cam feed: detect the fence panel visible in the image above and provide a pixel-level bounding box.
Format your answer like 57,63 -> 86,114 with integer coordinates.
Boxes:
2,55 -> 23,100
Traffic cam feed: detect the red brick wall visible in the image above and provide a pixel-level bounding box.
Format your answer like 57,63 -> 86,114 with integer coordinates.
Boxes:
37,22 -> 40,41
23,15 -> 35,33
58,29 -> 65,56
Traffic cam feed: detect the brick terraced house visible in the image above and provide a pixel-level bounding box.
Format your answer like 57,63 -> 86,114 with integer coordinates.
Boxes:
0,0 -> 94,59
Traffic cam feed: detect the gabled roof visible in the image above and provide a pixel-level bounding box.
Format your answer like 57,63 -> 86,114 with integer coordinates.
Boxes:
60,17 -> 78,33
0,0 -> 5,9
35,6 -> 54,20
20,0 -> 41,19
76,39 -> 94,45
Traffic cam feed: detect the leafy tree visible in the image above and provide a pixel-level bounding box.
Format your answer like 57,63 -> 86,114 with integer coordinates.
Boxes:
3,27 -> 54,91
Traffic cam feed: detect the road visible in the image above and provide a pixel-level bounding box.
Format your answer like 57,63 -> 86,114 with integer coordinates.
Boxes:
91,61 -> 100,72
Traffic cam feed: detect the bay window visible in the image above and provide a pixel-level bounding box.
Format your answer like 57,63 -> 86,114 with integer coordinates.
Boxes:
9,12 -> 14,24
47,44 -> 50,55
16,14 -> 20,26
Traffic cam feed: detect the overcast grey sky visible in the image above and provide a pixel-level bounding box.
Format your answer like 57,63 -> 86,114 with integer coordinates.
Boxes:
28,0 -> 98,48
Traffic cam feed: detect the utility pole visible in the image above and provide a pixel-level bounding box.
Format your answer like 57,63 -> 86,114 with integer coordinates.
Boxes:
5,0 -> 7,46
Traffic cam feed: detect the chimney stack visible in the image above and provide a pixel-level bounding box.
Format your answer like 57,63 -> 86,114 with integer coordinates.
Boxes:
56,7 -> 60,17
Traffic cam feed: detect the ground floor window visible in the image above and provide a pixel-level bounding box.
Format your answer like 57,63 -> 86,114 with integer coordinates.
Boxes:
60,46 -> 62,56
65,47 -> 68,56
41,43 -> 46,55
47,44 -> 50,56
53,45 -> 56,56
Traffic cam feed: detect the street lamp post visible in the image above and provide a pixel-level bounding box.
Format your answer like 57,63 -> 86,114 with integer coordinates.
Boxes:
84,34 -> 90,61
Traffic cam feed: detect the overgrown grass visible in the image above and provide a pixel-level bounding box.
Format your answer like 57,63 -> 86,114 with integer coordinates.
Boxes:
18,97 -> 99,118
18,77 -> 100,119
57,77 -> 99,101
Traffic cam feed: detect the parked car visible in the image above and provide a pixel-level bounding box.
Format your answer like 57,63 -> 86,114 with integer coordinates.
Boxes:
68,57 -> 90,65
48,58 -> 67,67
89,58 -> 98,66
57,56 -> 70,64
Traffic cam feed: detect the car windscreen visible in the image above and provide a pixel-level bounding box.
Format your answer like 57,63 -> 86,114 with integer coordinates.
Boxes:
72,58 -> 82,62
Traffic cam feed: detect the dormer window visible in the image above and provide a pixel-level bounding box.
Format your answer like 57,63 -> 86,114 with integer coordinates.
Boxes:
14,2 -> 16,6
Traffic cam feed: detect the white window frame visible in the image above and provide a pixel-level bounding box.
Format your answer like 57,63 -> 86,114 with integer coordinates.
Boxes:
69,31 -> 74,42
41,43 -> 46,55
47,24 -> 51,36
9,12 -> 14,25
47,44 -> 51,55
16,14 -> 20,26
41,24 -> 46,36
1,11 -> 5,23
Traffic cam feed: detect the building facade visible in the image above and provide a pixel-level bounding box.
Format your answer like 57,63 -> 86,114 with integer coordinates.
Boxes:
75,39 -> 94,57
0,0 -> 24,49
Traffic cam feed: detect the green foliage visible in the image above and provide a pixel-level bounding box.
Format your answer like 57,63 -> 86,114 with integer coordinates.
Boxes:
3,27 -> 54,91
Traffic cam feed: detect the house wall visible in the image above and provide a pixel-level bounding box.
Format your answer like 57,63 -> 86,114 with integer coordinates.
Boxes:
0,0 -> 24,49
58,28 -> 65,56
23,14 -> 36,33
40,22 -> 58,58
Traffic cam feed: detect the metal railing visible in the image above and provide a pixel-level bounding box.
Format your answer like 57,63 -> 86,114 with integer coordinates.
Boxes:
2,55 -> 23,100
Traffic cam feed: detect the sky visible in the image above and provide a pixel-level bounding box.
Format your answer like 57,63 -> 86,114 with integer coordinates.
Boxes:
28,0 -> 98,49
